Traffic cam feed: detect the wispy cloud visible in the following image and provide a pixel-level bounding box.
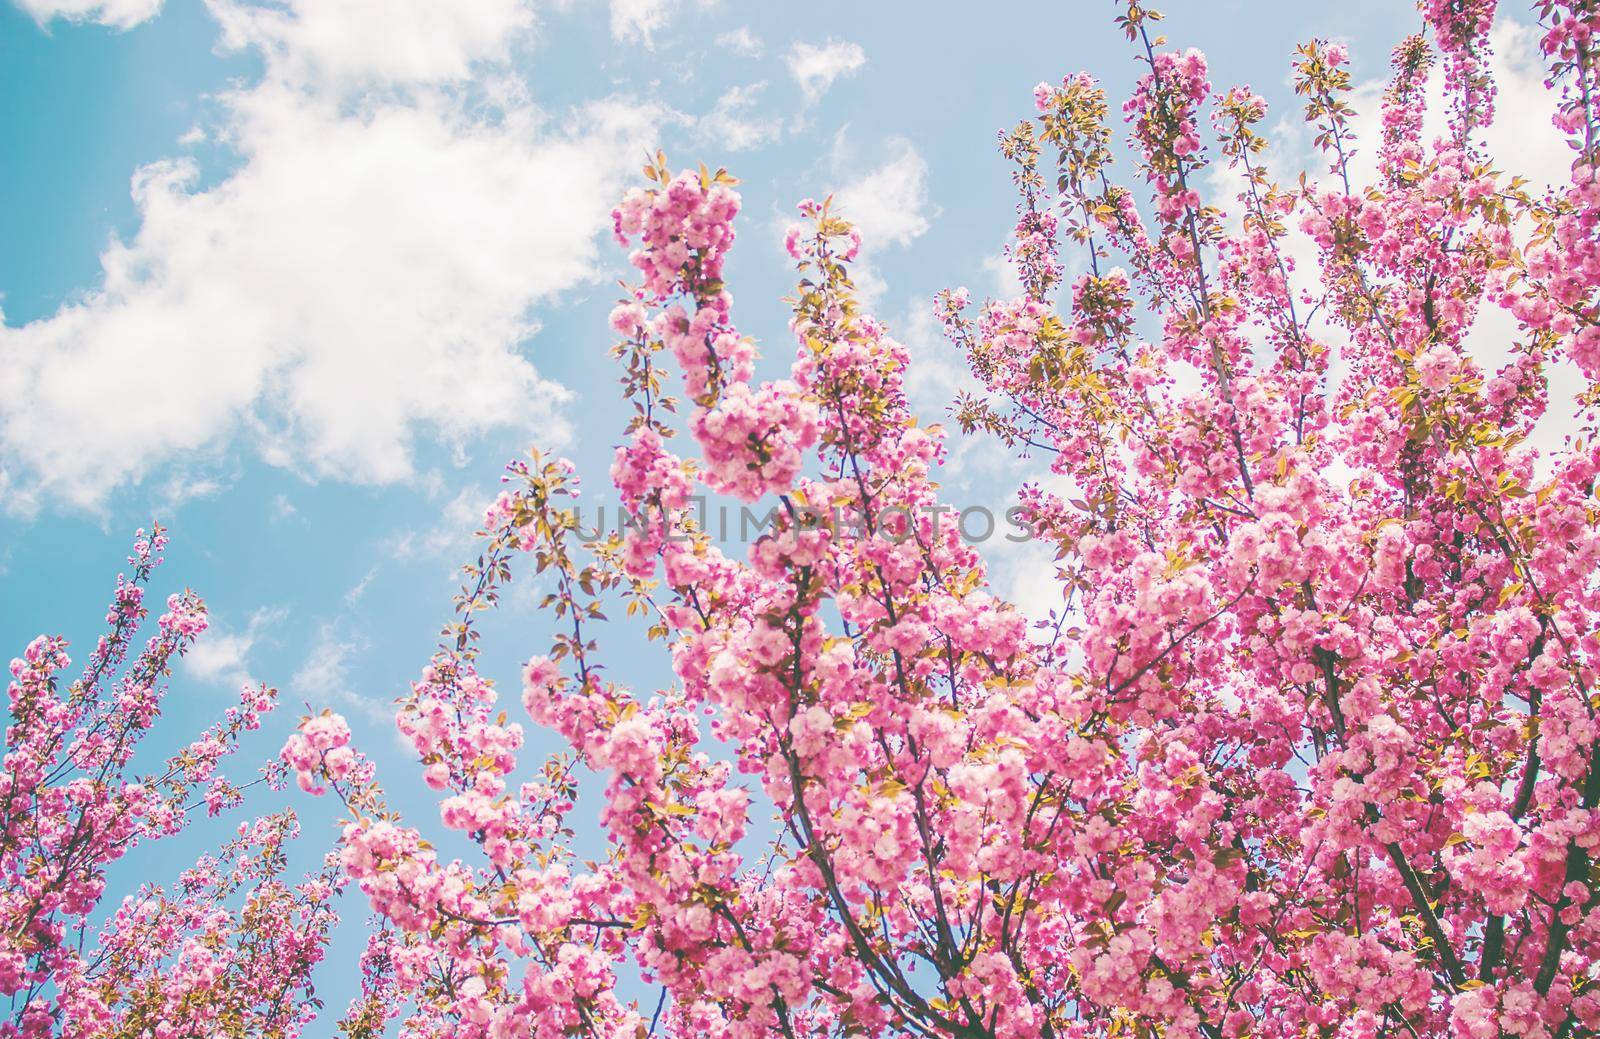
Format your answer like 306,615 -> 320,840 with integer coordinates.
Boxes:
697,83 -> 783,153
291,621 -> 390,723
343,566 -> 378,607
786,39 -> 865,104
715,26 -> 762,57
183,606 -> 287,690
608,0 -> 718,46
152,468 -> 231,515
609,0 -> 672,44
385,483 -> 495,561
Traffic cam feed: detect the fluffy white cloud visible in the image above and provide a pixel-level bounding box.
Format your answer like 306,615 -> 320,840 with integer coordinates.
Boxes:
831,136 -> 936,303
184,628 -> 257,688
1,0 -> 657,512
697,83 -> 781,152
1338,21 -> 1568,194
13,0 -> 161,29
153,468 -> 230,513
991,527 -> 1072,627
836,139 -> 932,248
343,565 -> 376,606
786,39 -> 865,104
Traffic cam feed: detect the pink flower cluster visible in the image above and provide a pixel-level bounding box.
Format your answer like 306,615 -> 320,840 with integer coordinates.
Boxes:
281,711 -> 356,794
690,381 -> 820,502
613,169 -> 739,299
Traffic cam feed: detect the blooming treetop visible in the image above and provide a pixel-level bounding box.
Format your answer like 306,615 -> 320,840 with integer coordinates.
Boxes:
1,527 -> 338,1038
185,0 -> 1600,1036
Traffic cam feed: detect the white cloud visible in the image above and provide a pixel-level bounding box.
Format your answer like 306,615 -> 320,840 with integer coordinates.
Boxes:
1476,21 -> 1573,192
830,136 -> 936,304
897,298 -> 984,444
607,0 -> 721,47
0,0 -> 655,512
893,295 -> 1029,505
185,629 -> 256,688
976,237 -> 1082,305
715,26 -> 761,57
386,482 -> 495,560
207,0 -> 535,88
1328,20 -> 1568,196
1209,20 -> 1568,265
13,0 -> 161,29
292,621 -> 390,722
291,624 -> 354,697
988,528 -> 1071,627
835,138 -> 933,249
343,565 -> 377,606
184,606 -> 285,689
432,482 -> 498,548
608,0 -> 674,44
980,247 -> 1025,301
786,39 -> 865,104
1430,22 -> 1580,465
153,467 -> 230,513
697,83 -> 781,152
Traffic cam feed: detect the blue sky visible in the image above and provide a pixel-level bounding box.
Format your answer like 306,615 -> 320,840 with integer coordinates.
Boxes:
0,0 -> 1565,1028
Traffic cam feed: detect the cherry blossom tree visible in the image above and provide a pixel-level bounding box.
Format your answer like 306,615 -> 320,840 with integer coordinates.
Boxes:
276,0 -> 1600,1036
2,527 -> 338,1039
